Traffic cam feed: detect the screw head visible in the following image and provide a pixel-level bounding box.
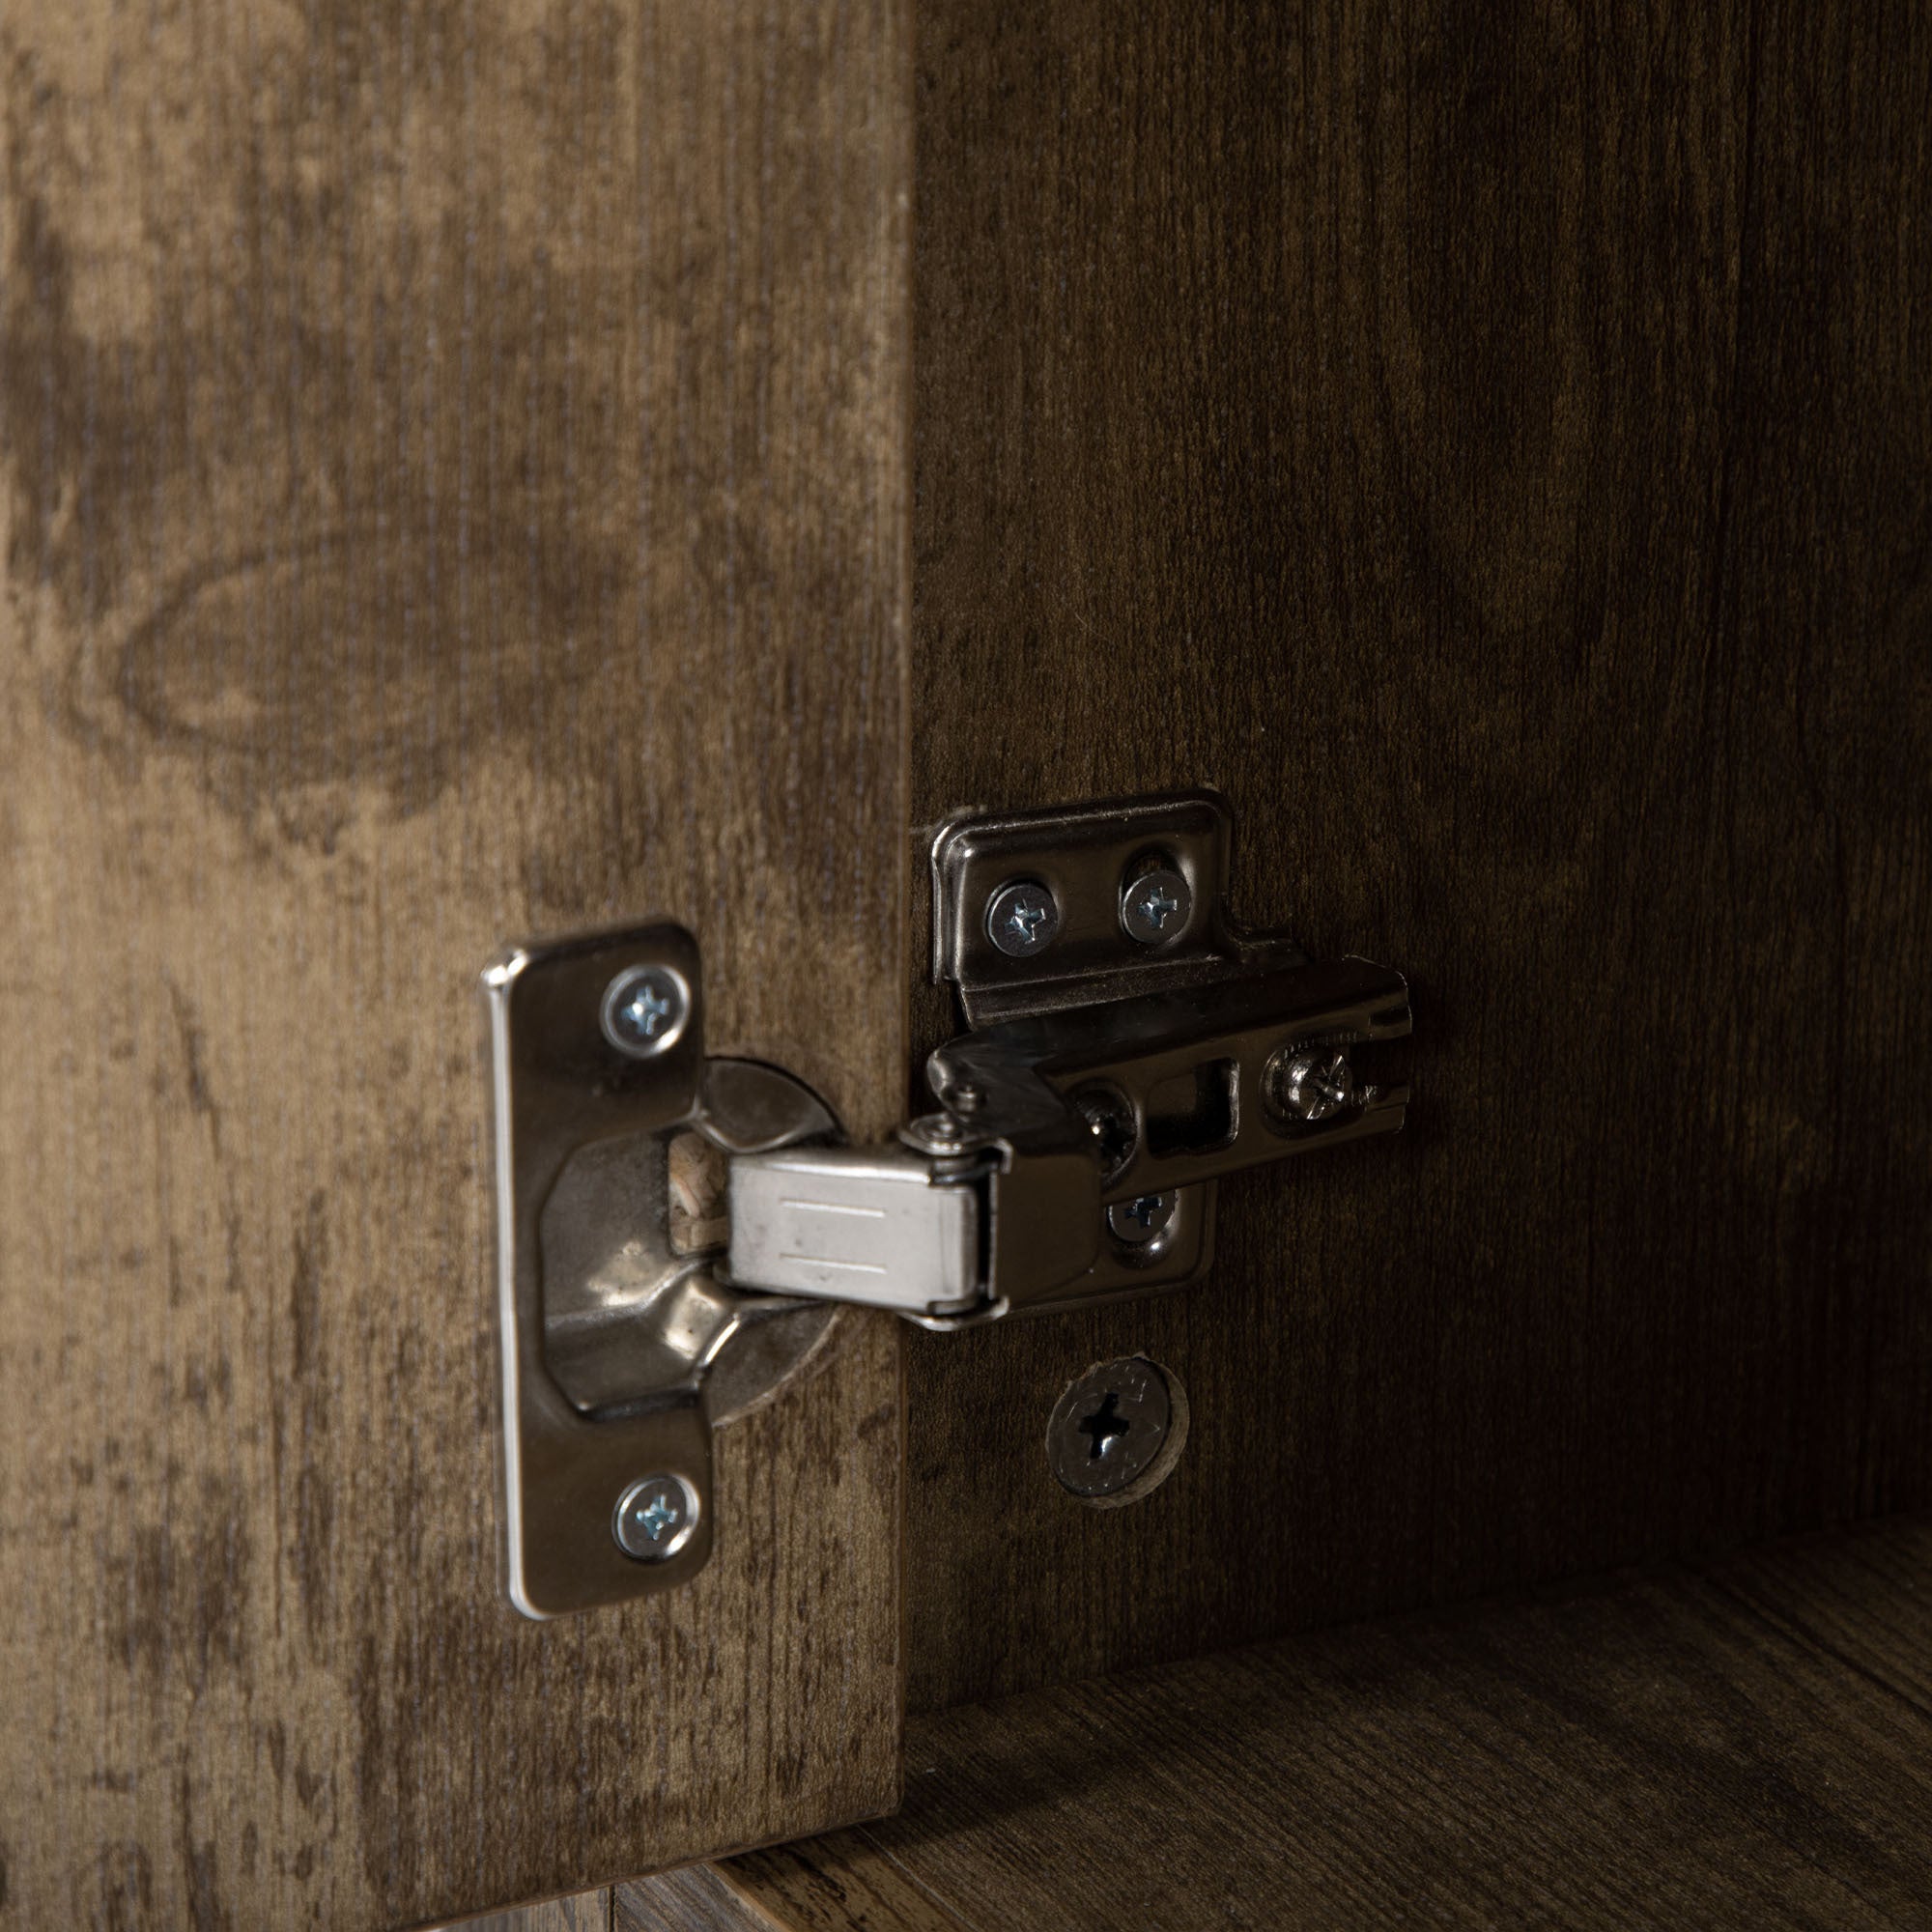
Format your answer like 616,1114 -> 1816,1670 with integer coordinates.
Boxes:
1120,866 -> 1192,945
612,1473 -> 699,1561
1270,1045 -> 1357,1123
901,1111 -> 968,1154
1071,1082 -> 1140,1181
1046,1357 -> 1178,1500
1106,1190 -> 1176,1247
601,963 -> 691,1060
985,880 -> 1061,958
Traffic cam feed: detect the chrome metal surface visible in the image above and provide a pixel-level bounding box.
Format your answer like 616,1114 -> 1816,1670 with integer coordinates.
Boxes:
913,790 -> 1413,1317
899,1110 -> 970,1154
915,952 -> 1410,1316
487,793 -> 1412,1612
539,1066 -> 834,1418
931,789 -> 1302,1029
1120,865 -> 1193,946
1268,1045 -> 1358,1124
759,946 -> 1405,1326
612,1472 -> 699,1561
600,962 -> 691,1059
725,1146 -> 982,1317
483,923 -> 836,1619
985,879 -> 1061,958
1071,1081 -> 1139,1181
1107,1191 -> 1176,1247
697,1056 -> 838,1151
1046,1357 -> 1177,1500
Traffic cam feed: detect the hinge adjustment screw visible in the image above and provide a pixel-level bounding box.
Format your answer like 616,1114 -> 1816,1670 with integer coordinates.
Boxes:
1269,1045 -> 1358,1123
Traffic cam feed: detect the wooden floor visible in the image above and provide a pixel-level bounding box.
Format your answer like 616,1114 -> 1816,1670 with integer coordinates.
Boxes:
580,1515 -> 1932,1931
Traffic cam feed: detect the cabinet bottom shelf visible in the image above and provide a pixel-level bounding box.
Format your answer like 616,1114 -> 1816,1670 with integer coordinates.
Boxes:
614,1513 -> 1932,1931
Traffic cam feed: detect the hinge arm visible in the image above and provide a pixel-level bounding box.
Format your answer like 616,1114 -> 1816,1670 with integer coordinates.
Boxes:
726,953 -> 1411,1326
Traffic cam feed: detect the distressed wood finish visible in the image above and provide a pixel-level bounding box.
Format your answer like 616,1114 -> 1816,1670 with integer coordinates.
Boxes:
905,0 -> 1932,1709
612,1864 -> 785,1932
0,3 -> 908,1925
462,1892 -> 612,1932
712,1518 -> 1932,1930
489,1868 -> 771,1932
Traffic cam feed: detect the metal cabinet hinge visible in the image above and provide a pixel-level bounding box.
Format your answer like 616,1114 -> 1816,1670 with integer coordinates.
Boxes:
483,790 -> 1412,1614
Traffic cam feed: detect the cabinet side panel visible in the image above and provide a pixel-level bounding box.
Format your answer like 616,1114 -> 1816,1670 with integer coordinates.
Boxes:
907,1 -> 1932,1708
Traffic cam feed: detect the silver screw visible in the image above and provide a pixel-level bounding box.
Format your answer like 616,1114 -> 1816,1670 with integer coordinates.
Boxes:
612,1473 -> 698,1561
1107,1191 -> 1176,1246
601,964 -> 690,1060
1121,866 -> 1192,945
1072,1083 -> 1139,1180
985,879 -> 1061,958
1045,1357 -> 1177,1500
901,1111 -> 967,1154
1272,1045 -> 1357,1122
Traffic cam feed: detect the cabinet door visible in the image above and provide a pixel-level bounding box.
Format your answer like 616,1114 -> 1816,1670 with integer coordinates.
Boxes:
0,5 -> 907,1926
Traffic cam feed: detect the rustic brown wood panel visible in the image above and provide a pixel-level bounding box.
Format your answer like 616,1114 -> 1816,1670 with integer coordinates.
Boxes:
461,1890 -> 611,1932
718,1518 -> 1932,1931
614,1863 -> 790,1932
0,2 -> 909,1926
702,1851 -> 961,1932
903,1 -> 1932,1709
481,1870 -> 782,1932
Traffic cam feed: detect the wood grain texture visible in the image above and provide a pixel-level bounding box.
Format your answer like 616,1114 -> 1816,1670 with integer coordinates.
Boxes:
613,1863 -> 788,1932
457,1889 -> 611,1932
700,1848 -> 962,1932
720,1517 -> 1932,1931
0,2 -> 909,1926
905,0 -> 1932,1709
